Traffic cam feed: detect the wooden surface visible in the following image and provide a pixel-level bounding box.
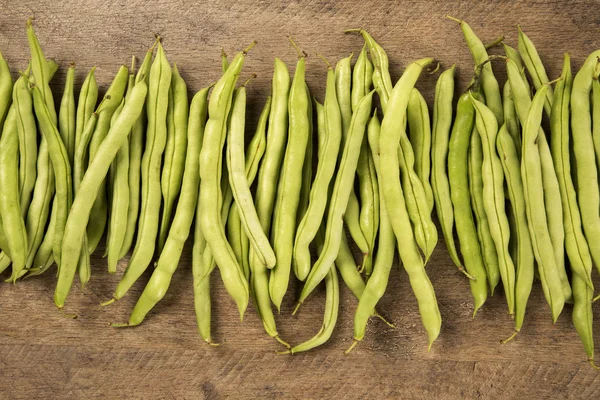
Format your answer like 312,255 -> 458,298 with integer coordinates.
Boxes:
1,0 -> 600,398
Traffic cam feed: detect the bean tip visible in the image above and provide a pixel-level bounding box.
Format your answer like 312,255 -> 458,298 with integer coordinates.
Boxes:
344,340 -> 359,355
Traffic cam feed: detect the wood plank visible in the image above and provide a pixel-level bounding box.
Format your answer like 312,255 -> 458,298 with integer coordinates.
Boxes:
1,0 -> 600,398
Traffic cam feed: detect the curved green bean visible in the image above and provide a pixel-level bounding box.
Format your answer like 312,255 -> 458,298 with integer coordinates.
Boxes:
0,51 -> 12,127
59,64 -> 76,164
518,27 -> 553,116
75,67 -> 98,157
407,88 -> 433,210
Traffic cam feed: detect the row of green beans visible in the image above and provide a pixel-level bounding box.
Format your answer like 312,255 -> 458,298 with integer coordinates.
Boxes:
0,18 -> 598,366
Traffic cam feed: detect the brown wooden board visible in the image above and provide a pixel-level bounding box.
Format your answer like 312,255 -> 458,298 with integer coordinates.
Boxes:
1,0 -> 600,398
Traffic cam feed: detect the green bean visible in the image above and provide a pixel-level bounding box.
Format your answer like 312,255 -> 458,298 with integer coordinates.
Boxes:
378,58 -> 441,347
75,67 -> 98,157
31,84 -> 73,270
295,91 -> 373,308
120,42 -> 156,259
521,85 -> 565,321
469,124 -> 501,294
398,109 -> 438,263
407,88 -> 433,210
193,187 -> 213,344
221,48 -> 229,72
497,124 -> 534,337
0,108 -> 28,279
351,109 -> 397,344
351,44 -> 373,113
447,16 -> 503,125
240,96 -> 270,279
199,45 -> 255,319
229,84 -> 276,270
29,204 -> 55,278
353,46 -> 377,276
0,51 -> 12,127
356,136 -> 378,277
506,59 -> 572,297
109,43 -> 171,302
56,79 -> 148,309
502,43 -> 530,92
158,64 -> 188,252
431,65 -> 468,277
13,66 -> 37,216
572,273 -> 597,368
346,29 -> 393,99
551,54 -> 594,294
336,54 -> 369,262
252,57 -> 290,276
293,67 -> 341,282
21,18 -> 56,280
593,63 -> 600,205
118,87 -> 210,326
282,264 -> 338,355
269,51 -> 310,310
502,82 -> 521,155
570,51 -> 600,276
471,96 -> 516,314
448,93 -> 488,313
296,87 -> 313,229
86,66 -> 130,255
59,64 -> 76,164
518,27 -> 552,117
107,100 -> 129,274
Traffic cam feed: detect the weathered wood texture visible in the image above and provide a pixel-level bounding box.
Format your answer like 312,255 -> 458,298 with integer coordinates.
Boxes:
1,0 -> 600,398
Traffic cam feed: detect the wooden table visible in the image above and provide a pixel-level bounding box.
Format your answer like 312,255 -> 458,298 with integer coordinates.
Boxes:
1,0 -> 600,398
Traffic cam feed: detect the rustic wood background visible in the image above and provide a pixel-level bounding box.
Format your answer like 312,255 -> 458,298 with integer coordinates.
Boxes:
1,0 -> 600,398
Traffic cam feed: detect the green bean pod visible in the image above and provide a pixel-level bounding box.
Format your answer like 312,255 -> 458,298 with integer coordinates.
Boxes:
471,96 -> 516,314
107,101 -> 130,274
297,91 -> 373,306
570,51 -> 600,276
448,95 -> 488,314
200,46 -> 253,319
59,64 -> 76,164
87,66 -> 130,254
296,87 -> 313,228
55,80 -> 148,309
572,273 -> 596,367
497,125 -> 534,333
407,88 -> 433,210
13,67 -> 37,216
351,43 -> 373,113
252,58 -> 289,271
111,43 -> 171,301
593,64 -> 600,205
120,44 -> 155,259
431,65 -> 466,277
228,85 -> 276,270
30,201 -> 55,276
356,137 -> 379,276
353,29 -> 393,98
469,124 -> 501,294
126,87 -> 209,326
518,27 -> 553,116
337,54 -> 369,262
75,67 -> 98,155
0,108 -> 28,279
158,64 -> 188,252
502,82 -> 521,155
521,85 -> 565,321
285,265 -> 339,355
269,55 -> 310,309
32,85 -> 73,269
293,68 -> 341,282
449,16 -> 503,125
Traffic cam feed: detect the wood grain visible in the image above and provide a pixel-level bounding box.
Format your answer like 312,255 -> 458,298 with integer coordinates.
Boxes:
1,0 -> 600,398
